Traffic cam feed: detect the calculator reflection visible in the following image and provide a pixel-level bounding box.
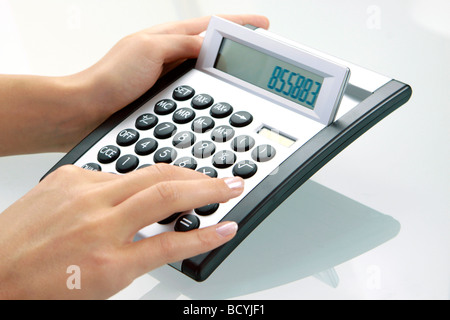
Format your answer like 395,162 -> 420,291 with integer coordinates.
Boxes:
142,180 -> 400,299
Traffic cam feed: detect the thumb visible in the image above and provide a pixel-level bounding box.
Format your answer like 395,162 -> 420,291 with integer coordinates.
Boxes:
124,221 -> 238,276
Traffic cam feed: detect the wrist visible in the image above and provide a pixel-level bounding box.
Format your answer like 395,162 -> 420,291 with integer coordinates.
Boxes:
45,74 -> 99,152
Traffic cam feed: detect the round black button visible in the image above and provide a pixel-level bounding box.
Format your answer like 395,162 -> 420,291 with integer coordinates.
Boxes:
174,214 -> 200,232
211,125 -> 235,143
154,99 -> 177,115
158,212 -> 181,225
81,163 -> 101,171
191,116 -> 215,133
153,122 -> 177,139
154,147 -> 177,164
230,111 -> 253,127
174,157 -> 197,170
116,128 -> 139,146
97,145 -> 120,164
134,138 -> 158,156
210,103 -> 233,118
172,85 -> 195,101
196,166 -> 218,178
172,131 -> 196,149
212,150 -> 236,169
135,113 -> 158,130
116,154 -> 139,173
192,140 -> 216,158
231,135 -> 255,152
195,203 -> 219,216
172,108 -> 195,124
191,94 -> 214,109
232,160 -> 258,179
251,144 -> 276,162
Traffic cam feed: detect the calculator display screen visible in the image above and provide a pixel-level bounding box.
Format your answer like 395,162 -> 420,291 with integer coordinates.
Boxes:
214,38 -> 324,110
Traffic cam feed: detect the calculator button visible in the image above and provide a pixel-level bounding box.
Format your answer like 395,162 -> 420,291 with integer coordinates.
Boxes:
154,99 -> 177,115
172,85 -> 195,101
97,145 -> 120,164
232,160 -> 258,179
192,141 -> 216,159
116,155 -> 139,173
211,125 -> 235,143
153,122 -> 177,139
134,138 -> 158,156
212,150 -> 236,169
174,214 -> 200,232
191,94 -> 214,109
231,135 -> 255,152
154,147 -> 177,164
210,103 -> 233,118
137,164 -> 152,170
172,108 -> 196,124
174,157 -> 198,170
135,113 -> 158,130
81,163 -> 101,171
172,131 -> 196,149
251,144 -> 276,162
195,203 -> 219,216
158,212 -> 181,225
116,128 -> 139,146
196,166 -> 218,178
230,111 -> 253,127
191,116 -> 215,133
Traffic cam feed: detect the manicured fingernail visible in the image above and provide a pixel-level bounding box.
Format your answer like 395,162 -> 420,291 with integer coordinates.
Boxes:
224,177 -> 244,191
216,221 -> 238,238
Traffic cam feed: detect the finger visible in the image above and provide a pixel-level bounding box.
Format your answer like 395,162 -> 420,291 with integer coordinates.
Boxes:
144,14 -> 270,35
116,176 -> 244,234
152,34 -> 203,64
124,220 -> 238,275
103,163 -> 211,205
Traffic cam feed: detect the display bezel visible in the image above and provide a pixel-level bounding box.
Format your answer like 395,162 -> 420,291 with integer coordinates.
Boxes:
196,16 -> 350,125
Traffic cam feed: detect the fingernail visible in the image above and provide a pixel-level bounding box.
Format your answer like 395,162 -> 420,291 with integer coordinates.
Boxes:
224,177 -> 244,191
216,221 -> 238,238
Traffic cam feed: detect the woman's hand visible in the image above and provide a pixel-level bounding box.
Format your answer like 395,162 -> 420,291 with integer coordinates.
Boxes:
0,164 -> 244,299
0,15 -> 269,156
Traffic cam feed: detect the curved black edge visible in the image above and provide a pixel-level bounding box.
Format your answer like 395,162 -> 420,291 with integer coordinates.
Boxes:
182,79 -> 412,281
40,59 -> 196,181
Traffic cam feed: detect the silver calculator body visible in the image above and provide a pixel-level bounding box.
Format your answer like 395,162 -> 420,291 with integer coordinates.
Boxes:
42,17 -> 412,281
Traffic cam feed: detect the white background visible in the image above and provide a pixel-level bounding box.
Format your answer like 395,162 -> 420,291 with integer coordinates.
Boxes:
0,0 -> 448,299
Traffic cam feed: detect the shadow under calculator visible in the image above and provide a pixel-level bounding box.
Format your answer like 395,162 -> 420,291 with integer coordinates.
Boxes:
141,180 -> 400,299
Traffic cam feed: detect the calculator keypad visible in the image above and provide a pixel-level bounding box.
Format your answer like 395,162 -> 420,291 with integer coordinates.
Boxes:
80,82 -> 282,236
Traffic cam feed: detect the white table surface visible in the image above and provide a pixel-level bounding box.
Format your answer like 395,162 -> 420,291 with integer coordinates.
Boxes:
0,0 -> 448,300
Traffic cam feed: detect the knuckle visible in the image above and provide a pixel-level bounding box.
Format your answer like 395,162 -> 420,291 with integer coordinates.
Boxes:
46,165 -> 80,181
154,181 -> 179,203
122,31 -> 151,46
151,163 -> 176,178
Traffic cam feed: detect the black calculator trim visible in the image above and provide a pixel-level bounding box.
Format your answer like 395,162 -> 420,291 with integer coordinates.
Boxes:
41,60 -> 412,282
182,78 -> 412,281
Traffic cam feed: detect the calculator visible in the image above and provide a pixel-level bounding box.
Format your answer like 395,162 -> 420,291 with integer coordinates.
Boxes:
42,16 -> 412,281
